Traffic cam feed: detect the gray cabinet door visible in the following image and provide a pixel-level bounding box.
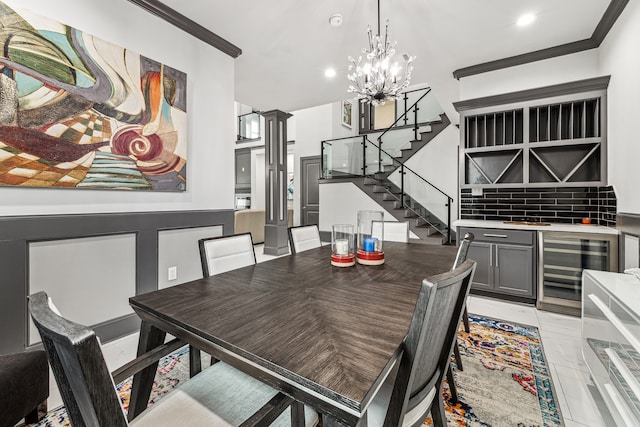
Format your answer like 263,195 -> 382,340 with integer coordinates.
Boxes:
494,244 -> 534,297
468,242 -> 493,291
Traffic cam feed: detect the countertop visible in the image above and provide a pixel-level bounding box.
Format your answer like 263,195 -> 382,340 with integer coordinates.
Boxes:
454,219 -> 620,235
585,270 -> 640,317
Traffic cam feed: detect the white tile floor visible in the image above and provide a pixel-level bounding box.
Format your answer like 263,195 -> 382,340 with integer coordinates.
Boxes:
41,244 -> 615,426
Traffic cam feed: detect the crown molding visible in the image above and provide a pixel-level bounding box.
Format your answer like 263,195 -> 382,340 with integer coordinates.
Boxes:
453,75 -> 611,112
452,0 -> 628,80
127,0 -> 242,58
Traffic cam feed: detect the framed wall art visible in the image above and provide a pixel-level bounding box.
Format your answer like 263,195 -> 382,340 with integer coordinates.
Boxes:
0,1 -> 188,191
342,100 -> 352,128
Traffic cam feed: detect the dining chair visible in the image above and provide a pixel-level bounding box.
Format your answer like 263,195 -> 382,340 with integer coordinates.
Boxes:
447,232 -> 475,403
288,225 -> 321,254
28,291 -> 319,427
199,232 -> 256,277
453,232 -> 474,332
196,233 -> 257,374
371,221 -> 410,242
366,259 -> 476,427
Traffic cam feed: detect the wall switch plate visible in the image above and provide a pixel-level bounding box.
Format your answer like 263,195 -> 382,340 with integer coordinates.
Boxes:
168,266 -> 177,281
471,188 -> 483,196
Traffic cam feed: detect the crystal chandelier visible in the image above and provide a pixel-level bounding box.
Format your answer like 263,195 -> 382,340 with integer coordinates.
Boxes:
347,1 -> 415,106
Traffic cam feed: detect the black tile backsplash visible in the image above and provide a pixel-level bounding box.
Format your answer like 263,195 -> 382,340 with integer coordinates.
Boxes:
460,186 -> 617,227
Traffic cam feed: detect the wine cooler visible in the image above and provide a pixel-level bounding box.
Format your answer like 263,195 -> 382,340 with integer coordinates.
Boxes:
537,231 -> 618,316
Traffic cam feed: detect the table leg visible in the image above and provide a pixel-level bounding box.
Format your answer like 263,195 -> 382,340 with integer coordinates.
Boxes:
322,412 -> 367,427
127,321 -> 166,421
189,345 -> 202,377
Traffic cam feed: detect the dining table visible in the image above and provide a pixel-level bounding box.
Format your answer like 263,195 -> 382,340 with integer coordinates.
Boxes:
127,241 -> 457,426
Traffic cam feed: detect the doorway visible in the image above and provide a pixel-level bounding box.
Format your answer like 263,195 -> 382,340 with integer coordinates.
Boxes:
300,156 -> 320,226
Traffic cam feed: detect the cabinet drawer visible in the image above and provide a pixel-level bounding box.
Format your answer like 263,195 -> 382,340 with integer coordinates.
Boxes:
460,227 -> 534,245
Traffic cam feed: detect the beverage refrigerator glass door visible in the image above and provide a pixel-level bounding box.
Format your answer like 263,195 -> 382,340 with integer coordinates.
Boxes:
537,231 -> 618,315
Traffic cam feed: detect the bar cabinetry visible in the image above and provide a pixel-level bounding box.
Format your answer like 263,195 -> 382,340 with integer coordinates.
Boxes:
583,270 -> 640,426
459,81 -> 608,188
459,226 -> 536,300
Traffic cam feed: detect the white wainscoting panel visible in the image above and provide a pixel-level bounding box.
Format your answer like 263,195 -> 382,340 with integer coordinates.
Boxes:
29,234 -> 137,344
158,225 -> 224,289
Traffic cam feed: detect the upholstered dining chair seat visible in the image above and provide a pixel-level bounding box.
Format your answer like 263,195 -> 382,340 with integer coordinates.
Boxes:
366,369 -> 437,427
131,361 -> 319,427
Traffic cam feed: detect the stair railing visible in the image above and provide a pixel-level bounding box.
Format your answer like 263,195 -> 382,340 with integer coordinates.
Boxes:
366,136 -> 453,244
379,87 -> 432,144
321,134 -> 454,243
375,87 -> 445,171
237,111 -> 261,140
321,136 -> 368,179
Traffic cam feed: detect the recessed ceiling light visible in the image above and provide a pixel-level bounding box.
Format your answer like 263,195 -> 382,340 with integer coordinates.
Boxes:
517,13 -> 536,27
325,68 -> 337,78
329,14 -> 343,27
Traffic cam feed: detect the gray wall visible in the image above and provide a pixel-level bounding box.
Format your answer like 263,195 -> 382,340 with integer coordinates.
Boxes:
0,210 -> 233,354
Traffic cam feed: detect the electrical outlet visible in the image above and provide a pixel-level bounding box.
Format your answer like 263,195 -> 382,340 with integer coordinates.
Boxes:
168,266 -> 177,281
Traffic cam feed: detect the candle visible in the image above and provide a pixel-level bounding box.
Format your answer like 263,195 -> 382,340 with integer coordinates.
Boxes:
363,237 -> 378,252
335,239 -> 348,256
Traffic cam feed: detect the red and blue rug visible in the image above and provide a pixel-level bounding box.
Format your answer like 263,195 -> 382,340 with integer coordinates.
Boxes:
25,314 -> 563,427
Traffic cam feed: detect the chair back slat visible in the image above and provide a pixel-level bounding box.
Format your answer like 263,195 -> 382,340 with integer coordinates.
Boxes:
288,225 -> 321,254
29,292 -> 128,427
372,221 -> 410,243
383,260 -> 476,427
453,233 -> 475,269
199,233 -> 256,277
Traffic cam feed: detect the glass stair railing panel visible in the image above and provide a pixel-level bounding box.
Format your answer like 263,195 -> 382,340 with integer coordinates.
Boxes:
238,112 -> 261,140
386,87 -> 442,130
378,127 -> 415,159
322,137 -> 365,178
364,139 -> 384,175
387,167 -> 450,232
416,90 -> 445,124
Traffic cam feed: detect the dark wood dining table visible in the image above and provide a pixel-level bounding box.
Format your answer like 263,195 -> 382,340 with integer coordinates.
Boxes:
128,242 -> 457,426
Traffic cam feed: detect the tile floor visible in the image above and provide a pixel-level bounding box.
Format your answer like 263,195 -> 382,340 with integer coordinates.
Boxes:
41,243 -> 615,427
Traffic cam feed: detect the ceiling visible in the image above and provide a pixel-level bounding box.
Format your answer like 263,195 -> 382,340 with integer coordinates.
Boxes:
157,0 -> 610,114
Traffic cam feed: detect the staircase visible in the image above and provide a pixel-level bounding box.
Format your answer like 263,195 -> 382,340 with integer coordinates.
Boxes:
320,87 -> 455,244
353,176 -> 447,244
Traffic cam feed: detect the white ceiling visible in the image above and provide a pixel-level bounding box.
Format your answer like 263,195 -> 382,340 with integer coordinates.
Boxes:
158,0 -> 610,113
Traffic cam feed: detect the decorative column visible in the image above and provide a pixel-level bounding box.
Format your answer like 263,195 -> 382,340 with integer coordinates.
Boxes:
262,110 -> 292,255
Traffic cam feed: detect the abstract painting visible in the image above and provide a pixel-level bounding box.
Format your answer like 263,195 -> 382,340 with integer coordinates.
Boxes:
0,2 -> 187,191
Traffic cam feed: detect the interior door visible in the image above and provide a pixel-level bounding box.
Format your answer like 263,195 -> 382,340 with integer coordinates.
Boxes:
300,156 -> 320,226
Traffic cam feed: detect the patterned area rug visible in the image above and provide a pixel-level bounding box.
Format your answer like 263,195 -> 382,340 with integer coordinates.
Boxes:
433,315 -> 564,427
24,315 -> 563,427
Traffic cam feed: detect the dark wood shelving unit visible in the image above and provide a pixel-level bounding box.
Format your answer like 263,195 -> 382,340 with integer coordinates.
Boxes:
460,90 -> 607,188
